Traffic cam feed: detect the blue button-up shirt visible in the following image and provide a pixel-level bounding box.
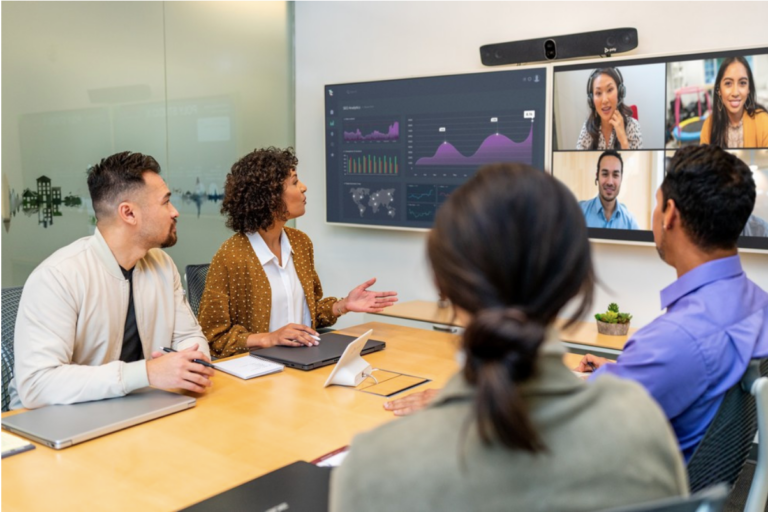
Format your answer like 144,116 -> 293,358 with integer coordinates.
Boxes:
579,196 -> 639,230
591,255 -> 768,461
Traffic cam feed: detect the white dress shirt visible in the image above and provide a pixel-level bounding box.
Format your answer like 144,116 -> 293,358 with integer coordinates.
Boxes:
247,230 -> 312,331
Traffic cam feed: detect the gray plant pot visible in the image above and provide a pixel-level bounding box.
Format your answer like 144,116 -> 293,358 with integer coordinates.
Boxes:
596,320 -> 630,336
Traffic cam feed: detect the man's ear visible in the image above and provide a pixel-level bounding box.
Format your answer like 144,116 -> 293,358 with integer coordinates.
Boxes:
663,198 -> 678,230
117,201 -> 138,226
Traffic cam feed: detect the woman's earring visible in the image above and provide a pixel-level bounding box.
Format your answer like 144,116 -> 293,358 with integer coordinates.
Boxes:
746,94 -> 755,112
717,96 -> 723,113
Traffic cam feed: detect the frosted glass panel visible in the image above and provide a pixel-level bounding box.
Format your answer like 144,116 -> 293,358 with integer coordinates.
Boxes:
162,1 -> 294,273
1,1 -> 294,287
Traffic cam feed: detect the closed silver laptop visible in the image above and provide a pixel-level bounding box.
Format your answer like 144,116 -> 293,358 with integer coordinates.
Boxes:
1,387 -> 195,449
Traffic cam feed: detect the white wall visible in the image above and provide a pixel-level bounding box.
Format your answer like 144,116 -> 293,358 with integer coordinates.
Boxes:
295,1 -> 768,329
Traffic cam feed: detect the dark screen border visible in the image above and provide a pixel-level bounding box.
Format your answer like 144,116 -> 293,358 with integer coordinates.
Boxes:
554,46 -> 768,252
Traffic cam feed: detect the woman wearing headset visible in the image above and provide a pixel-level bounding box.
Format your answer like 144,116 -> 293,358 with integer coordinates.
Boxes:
576,67 -> 643,150
701,56 -> 768,148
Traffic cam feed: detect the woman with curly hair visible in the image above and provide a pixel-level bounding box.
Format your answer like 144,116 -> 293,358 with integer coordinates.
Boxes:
700,56 -> 768,148
199,147 -> 397,358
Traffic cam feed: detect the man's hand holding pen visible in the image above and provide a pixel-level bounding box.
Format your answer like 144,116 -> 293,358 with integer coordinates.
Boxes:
574,354 -> 612,374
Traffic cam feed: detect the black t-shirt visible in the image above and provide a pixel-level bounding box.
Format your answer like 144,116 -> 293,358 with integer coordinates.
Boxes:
119,266 -> 144,363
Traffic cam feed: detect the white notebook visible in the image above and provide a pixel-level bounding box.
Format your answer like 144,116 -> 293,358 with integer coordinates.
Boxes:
1,431 -> 36,458
214,355 -> 284,380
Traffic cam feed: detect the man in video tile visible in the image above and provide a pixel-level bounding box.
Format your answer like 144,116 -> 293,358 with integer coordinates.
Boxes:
579,150 -> 639,229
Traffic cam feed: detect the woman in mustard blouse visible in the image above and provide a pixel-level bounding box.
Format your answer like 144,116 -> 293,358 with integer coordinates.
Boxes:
700,56 -> 768,148
199,147 -> 397,358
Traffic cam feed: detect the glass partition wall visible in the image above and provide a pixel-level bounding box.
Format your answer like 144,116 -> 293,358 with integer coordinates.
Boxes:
2,1 -> 294,287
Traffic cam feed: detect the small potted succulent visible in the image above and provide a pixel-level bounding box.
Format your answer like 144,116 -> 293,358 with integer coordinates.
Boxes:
595,303 -> 632,336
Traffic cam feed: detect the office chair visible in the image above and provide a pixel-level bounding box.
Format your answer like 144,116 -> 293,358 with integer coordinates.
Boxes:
598,484 -> 728,512
185,264 -> 210,317
2,286 -> 24,412
743,373 -> 768,512
686,358 -> 768,512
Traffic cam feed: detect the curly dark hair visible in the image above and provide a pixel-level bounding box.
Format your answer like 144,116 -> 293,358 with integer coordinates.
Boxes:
222,147 -> 298,233
662,145 -> 755,250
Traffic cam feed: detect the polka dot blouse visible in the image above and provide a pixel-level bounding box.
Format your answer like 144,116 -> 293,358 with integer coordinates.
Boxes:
198,228 -> 338,358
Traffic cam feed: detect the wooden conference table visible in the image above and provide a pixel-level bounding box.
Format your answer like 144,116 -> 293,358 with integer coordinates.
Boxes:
371,300 -> 636,353
1,322 -> 586,511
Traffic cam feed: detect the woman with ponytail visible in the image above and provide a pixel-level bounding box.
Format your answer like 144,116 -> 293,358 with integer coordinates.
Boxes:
330,163 -> 687,512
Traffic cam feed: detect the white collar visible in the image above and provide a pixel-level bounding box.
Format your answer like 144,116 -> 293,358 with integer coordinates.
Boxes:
246,229 -> 293,268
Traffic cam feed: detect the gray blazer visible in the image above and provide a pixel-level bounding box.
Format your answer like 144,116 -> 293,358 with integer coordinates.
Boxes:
330,334 -> 688,512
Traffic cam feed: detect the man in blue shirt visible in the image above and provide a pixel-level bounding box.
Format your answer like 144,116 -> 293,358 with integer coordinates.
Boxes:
579,150 -> 639,230
576,145 -> 768,461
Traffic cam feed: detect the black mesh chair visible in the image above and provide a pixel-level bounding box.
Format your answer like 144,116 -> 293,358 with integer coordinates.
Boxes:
185,264 -> 210,317
598,484 -> 728,512
2,286 -> 24,412
745,374 -> 768,512
686,358 -> 768,498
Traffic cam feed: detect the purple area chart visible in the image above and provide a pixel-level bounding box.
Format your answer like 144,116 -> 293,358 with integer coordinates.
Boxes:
343,121 -> 399,142
415,123 -> 532,167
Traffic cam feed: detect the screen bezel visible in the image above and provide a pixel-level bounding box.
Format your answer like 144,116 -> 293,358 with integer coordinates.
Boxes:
323,66 -> 550,232
551,45 -> 768,252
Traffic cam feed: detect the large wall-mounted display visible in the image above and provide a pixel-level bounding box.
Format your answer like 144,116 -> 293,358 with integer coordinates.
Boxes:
325,69 -> 547,229
552,47 -> 768,251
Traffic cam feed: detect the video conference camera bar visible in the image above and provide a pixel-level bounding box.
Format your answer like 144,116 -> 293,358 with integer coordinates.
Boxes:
481,28 -> 638,66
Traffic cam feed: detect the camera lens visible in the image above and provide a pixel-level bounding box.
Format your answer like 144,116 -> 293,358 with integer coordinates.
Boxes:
606,36 -> 616,47
544,39 -> 557,60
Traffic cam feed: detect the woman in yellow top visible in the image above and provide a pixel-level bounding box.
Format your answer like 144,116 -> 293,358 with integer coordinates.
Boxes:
199,147 -> 397,358
701,56 -> 768,148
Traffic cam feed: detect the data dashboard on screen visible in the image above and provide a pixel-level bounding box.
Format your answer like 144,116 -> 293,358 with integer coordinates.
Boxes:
325,69 -> 546,229
551,46 -> 768,251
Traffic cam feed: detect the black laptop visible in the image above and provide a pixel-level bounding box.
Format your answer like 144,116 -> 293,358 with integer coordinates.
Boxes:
181,461 -> 332,512
250,332 -> 386,371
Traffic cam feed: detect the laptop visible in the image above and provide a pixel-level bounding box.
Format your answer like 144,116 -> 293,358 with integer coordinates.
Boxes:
1,388 -> 196,449
181,461 -> 331,512
251,331 -> 386,371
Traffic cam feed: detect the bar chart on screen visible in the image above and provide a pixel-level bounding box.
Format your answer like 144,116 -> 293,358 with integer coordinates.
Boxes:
343,149 -> 401,176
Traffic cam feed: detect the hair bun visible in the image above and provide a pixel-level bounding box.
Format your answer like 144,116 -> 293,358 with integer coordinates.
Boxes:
463,308 -> 545,383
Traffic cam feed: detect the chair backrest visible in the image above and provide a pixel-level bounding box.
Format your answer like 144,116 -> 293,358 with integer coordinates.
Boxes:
686,358 -> 768,494
598,483 -> 728,512
185,264 -> 210,317
744,375 -> 768,512
2,286 -> 24,412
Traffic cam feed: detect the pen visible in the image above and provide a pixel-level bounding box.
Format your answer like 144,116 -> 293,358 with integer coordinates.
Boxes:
586,361 -> 598,372
161,347 -> 216,369
310,334 -> 321,342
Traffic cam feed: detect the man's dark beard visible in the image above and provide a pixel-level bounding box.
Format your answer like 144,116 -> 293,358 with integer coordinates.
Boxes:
161,224 -> 177,248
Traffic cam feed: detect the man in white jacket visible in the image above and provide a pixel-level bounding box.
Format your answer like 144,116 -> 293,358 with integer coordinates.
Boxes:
8,152 -> 214,409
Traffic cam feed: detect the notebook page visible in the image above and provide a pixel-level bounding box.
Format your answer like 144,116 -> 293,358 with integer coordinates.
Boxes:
214,355 -> 284,380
